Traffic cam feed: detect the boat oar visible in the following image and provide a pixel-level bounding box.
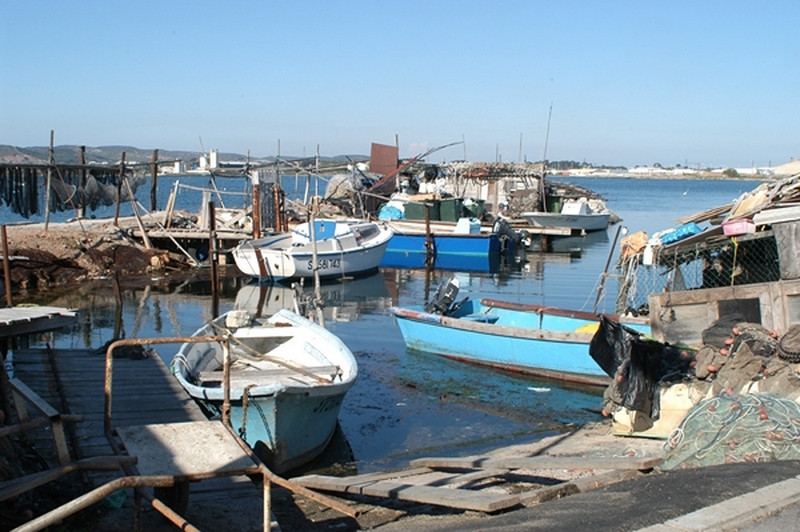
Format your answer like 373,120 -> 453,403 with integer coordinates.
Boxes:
209,321 -> 341,384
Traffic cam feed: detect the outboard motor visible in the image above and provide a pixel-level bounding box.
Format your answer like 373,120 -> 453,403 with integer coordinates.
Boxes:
425,276 -> 460,315
492,217 -> 522,252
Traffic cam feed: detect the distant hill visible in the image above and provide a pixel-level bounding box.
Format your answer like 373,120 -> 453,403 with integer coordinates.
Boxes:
0,144 -> 368,167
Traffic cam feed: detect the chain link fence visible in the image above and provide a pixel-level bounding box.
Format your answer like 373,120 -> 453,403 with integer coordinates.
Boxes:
615,231 -> 781,315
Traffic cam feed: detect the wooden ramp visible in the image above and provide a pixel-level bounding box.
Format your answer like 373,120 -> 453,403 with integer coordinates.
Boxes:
294,455 -> 663,513
12,346 -> 207,462
7,345 -> 275,531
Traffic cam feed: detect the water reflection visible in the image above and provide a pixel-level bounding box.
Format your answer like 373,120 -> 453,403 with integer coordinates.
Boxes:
545,229 -> 610,255
25,250 -> 615,473
234,273 -> 393,322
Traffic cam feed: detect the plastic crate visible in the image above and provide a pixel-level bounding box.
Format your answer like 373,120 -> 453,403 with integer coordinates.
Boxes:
722,219 -> 755,236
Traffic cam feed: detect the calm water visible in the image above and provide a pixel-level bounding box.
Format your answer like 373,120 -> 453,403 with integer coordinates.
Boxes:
6,176 -> 759,474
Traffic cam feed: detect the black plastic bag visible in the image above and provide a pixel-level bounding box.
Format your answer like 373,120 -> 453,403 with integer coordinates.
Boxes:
590,315 -> 694,417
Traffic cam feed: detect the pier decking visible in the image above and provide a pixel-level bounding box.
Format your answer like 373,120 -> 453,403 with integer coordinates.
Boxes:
8,344 -> 272,531
0,307 -> 76,339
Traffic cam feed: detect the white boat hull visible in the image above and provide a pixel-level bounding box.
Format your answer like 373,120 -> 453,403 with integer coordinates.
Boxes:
232,219 -> 393,281
520,211 -> 610,232
170,309 -> 358,473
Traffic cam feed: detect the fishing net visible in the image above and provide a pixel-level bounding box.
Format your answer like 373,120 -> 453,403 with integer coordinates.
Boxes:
662,393 -> 800,470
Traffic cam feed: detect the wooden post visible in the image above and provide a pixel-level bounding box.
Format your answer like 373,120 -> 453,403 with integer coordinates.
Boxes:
251,171 -> 261,239
1,225 -> 11,308
78,146 -> 86,219
209,202 -> 219,319
308,209 -> 325,328
272,184 -> 283,232
114,152 -> 125,225
45,130 -> 54,229
150,149 -> 159,212
424,204 -> 435,269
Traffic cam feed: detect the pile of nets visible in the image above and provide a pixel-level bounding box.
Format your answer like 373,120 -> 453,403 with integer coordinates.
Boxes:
591,315 -> 800,420
662,393 -> 800,469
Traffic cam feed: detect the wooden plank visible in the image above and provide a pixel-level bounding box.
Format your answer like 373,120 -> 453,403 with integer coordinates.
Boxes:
0,307 -> 77,337
294,467 -> 433,492
294,468 -> 519,512
409,455 -> 663,471
197,365 -> 339,385
360,481 -> 519,512
518,469 -> 643,506
9,377 -> 71,465
440,468 -> 509,489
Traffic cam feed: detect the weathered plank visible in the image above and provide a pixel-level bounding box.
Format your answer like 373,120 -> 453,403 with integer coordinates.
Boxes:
295,467 -> 433,492
518,469 -> 644,506
294,473 -> 519,512
409,455 -> 663,471
360,481 -> 519,512
438,468 -> 509,489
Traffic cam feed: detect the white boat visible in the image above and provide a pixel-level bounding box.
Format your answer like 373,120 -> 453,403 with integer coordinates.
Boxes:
170,309 -> 358,474
231,218 -> 393,282
520,200 -> 610,232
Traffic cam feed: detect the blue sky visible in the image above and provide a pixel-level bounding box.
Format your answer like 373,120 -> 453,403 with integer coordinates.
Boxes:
1,1 -> 797,168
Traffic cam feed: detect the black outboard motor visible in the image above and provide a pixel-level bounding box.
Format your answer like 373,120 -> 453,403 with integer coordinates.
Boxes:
492,217 -> 522,252
425,276 -> 460,315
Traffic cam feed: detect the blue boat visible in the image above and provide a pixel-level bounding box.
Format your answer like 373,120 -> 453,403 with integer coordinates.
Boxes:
171,309 -> 357,474
382,218 -> 519,271
381,246 -> 504,273
391,278 -> 649,387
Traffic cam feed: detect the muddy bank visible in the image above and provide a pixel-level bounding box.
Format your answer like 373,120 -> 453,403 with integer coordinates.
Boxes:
2,220 -> 176,294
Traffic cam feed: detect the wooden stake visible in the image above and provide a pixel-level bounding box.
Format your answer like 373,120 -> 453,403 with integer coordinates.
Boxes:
1,225 -> 11,308
45,130 -> 54,229
150,149 -> 159,211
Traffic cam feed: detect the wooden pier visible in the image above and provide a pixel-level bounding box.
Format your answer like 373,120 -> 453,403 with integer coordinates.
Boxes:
6,344 -> 274,531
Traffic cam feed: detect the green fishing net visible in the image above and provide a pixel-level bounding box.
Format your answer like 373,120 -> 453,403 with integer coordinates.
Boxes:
662,393 -> 800,470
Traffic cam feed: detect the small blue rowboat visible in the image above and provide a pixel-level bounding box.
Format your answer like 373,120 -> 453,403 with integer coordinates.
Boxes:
391,279 -> 649,387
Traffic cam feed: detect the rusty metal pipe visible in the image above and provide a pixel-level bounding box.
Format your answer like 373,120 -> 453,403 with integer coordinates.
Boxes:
12,475 -> 192,532
1,456 -> 136,503
223,421 -> 361,519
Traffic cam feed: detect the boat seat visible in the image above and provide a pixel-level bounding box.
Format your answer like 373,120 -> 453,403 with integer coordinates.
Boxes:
197,365 -> 341,386
460,313 -> 500,324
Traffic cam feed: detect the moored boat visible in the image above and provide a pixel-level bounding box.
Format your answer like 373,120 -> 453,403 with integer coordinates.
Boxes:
520,200 -> 610,232
383,217 -> 520,267
170,309 -> 358,474
231,218 -> 393,282
391,277 -> 648,386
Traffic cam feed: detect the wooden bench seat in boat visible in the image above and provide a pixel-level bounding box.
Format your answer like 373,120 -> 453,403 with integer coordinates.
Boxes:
197,365 -> 341,386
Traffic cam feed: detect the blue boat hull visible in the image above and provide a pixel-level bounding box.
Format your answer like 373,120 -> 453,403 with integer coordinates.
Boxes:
385,232 -> 502,256
381,231 -> 512,272
392,299 -> 649,386
381,248 -> 503,272
200,384 -> 347,474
